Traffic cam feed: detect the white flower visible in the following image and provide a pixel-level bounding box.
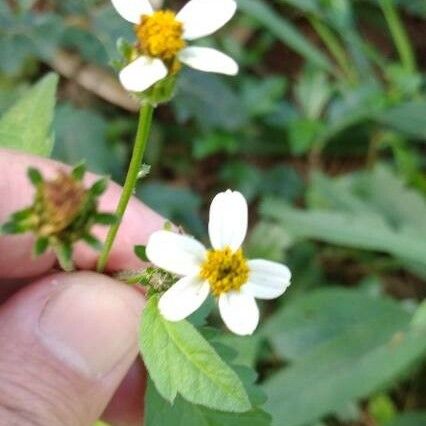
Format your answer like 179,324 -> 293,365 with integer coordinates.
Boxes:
146,190 -> 291,335
111,0 -> 239,92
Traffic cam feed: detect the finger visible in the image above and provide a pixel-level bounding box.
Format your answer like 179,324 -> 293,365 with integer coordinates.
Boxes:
0,149 -> 165,279
102,359 -> 146,426
0,271 -> 145,426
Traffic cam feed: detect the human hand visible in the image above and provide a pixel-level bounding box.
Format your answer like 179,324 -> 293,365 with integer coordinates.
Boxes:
0,149 -> 164,426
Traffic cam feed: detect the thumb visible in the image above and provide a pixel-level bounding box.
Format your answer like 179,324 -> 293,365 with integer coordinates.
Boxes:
0,272 -> 145,426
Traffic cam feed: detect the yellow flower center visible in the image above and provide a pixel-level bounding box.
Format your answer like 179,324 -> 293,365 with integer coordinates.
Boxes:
200,247 -> 250,296
135,10 -> 186,61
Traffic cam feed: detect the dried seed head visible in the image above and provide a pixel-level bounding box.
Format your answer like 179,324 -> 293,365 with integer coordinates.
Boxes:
37,171 -> 86,236
1,164 -> 115,271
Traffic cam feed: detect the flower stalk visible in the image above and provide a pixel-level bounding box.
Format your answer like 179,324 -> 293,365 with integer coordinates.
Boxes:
97,103 -> 154,272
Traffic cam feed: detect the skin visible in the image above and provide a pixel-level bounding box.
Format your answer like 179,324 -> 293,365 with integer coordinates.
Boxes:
0,149 -> 165,426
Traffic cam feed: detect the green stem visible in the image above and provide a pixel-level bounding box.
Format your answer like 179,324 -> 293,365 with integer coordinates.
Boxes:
309,16 -> 358,83
379,0 -> 416,73
97,103 -> 154,272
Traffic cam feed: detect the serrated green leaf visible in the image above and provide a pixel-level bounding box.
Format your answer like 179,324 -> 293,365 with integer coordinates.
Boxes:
139,297 -> 251,413
262,288 -> 426,426
145,380 -> 270,426
0,73 -> 58,156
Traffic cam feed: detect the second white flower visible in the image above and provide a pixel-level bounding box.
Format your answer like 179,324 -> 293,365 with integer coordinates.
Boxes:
146,190 -> 292,335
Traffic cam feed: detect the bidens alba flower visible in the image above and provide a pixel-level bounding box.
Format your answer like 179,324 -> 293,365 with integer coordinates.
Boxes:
146,190 -> 291,335
111,0 -> 239,92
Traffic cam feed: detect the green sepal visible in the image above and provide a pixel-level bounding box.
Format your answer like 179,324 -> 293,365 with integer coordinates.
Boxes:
55,243 -> 74,272
27,167 -> 43,186
10,207 -> 34,221
0,221 -> 28,234
93,213 -> 118,225
83,234 -> 103,251
71,162 -> 86,181
90,177 -> 108,196
116,37 -> 134,63
138,74 -> 178,106
134,245 -> 148,262
34,237 -> 49,256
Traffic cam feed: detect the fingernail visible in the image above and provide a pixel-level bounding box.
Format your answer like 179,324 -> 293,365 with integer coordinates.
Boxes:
39,272 -> 144,378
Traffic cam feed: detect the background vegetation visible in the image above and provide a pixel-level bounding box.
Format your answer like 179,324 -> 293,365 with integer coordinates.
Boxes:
1,0 -> 425,425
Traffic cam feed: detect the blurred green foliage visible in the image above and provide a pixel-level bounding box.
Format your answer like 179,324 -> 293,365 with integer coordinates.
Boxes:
1,0 -> 425,425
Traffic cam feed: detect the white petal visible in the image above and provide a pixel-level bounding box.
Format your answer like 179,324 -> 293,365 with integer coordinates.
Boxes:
177,0 -> 237,40
111,0 -> 153,23
179,47 -> 238,75
119,56 -> 167,92
242,260 -> 291,300
218,291 -> 259,335
208,190 -> 248,251
146,230 -> 206,276
159,275 -> 210,321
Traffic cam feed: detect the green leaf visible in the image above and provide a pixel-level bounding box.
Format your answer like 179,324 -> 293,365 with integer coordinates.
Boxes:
411,301 -> 426,330
139,297 -> 251,413
384,412 -> 426,426
173,70 -> 248,131
262,288 -> 426,426
245,222 -> 292,262
53,104 -> 124,178
145,380 -> 270,426
377,100 -> 426,140
261,166 -> 426,272
237,0 -> 332,72
138,182 -> 204,237
0,73 -> 58,156
262,287 -> 409,360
